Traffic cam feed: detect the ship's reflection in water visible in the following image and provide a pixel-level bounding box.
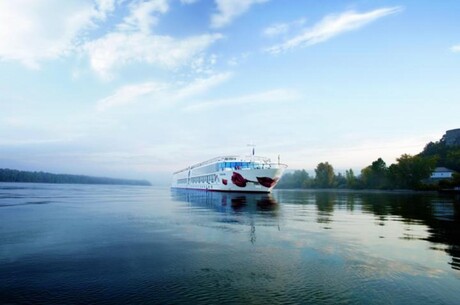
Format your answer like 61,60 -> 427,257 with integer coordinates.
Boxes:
171,189 -> 279,243
171,189 -> 278,212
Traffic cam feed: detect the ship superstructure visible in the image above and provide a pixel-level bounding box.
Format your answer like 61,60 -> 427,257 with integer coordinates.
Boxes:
171,155 -> 287,193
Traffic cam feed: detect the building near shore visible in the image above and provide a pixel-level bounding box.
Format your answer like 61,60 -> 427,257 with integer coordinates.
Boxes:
430,167 -> 455,180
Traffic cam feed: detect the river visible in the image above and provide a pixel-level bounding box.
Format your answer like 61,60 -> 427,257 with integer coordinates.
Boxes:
1,183 -> 459,304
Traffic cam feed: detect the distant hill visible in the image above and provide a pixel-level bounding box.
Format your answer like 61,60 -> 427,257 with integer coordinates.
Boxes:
0,168 -> 151,186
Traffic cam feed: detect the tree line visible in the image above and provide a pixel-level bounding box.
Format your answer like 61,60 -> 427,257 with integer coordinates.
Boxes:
278,138 -> 460,190
0,168 -> 152,186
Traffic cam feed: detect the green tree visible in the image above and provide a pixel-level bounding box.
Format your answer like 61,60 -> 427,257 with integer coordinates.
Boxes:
334,173 -> 347,188
446,150 -> 460,172
0,168 -> 151,186
277,170 -> 312,188
452,172 -> 460,187
314,162 -> 335,188
293,169 -> 311,188
388,154 -> 437,189
361,158 -> 389,189
420,140 -> 447,158
345,169 -> 357,189
419,139 -> 460,172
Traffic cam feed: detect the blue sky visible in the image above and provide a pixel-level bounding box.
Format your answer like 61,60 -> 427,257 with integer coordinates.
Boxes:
1,0 -> 459,184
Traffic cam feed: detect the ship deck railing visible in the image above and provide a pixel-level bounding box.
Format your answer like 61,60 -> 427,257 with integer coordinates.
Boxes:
173,155 -> 285,174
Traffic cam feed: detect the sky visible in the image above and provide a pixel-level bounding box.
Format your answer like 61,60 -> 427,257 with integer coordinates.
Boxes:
0,0 -> 459,185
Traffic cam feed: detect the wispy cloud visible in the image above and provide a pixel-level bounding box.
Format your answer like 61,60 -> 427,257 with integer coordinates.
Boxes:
211,0 -> 268,29
0,0 -> 114,69
174,72 -> 233,100
96,72 -> 232,111
266,6 -> 403,54
183,88 -> 301,112
451,44 -> 460,52
263,18 -> 306,38
117,0 -> 169,33
84,32 -> 222,80
96,82 -> 167,111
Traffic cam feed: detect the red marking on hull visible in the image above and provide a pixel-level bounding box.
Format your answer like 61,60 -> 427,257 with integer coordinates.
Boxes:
231,172 -> 247,187
256,177 -> 278,188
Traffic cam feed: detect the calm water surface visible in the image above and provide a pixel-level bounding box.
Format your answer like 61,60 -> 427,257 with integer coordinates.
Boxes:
1,183 -> 459,304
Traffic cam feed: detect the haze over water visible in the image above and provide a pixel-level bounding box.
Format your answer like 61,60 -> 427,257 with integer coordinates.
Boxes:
1,183 -> 459,304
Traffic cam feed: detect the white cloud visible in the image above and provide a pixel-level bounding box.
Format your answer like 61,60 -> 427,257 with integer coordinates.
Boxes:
0,0 -> 221,77
263,18 -> 306,37
117,0 -> 169,33
96,82 -> 167,111
451,45 -> 460,52
211,0 -> 269,29
85,32 -> 222,79
0,0 -> 114,68
263,23 -> 290,37
227,52 -> 250,66
267,6 -> 402,54
95,0 -> 116,13
96,72 -> 232,111
84,0 -> 223,79
184,88 -> 301,111
174,72 -> 232,100
189,54 -> 218,74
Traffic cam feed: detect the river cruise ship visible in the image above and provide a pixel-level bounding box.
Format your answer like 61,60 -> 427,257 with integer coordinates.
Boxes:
171,155 -> 287,193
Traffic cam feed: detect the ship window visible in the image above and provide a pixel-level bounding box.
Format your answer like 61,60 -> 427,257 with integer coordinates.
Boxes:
177,178 -> 188,184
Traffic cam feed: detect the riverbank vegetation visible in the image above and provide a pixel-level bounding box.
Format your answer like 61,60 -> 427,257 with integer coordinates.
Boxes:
0,168 -> 151,186
278,138 -> 460,190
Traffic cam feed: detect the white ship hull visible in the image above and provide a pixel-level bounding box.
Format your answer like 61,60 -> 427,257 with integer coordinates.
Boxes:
171,155 -> 287,193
